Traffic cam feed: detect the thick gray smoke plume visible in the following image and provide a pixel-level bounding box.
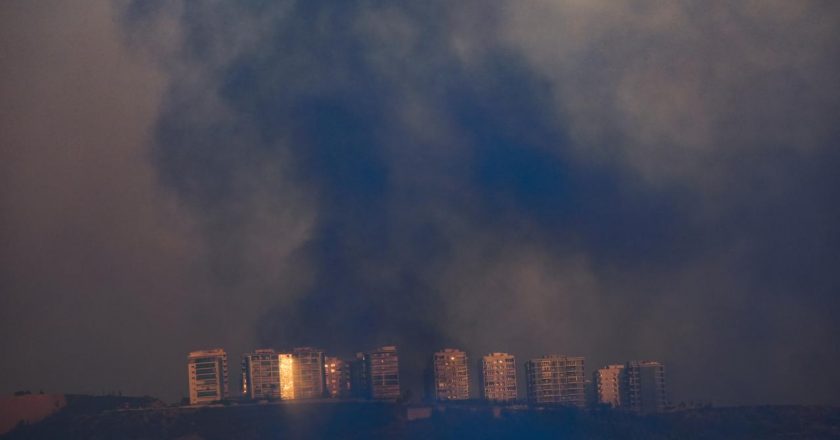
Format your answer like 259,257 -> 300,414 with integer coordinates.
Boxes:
1,0 -> 838,404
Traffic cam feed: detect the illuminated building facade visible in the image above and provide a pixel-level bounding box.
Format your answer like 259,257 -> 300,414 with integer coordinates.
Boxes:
369,346 -> 400,400
292,347 -> 326,399
525,355 -> 585,406
279,353 -> 295,400
623,360 -> 667,414
594,364 -> 624,408
324,356 -> 351,398
241,349 -> 281,400
433,348 -> 470,401
187,348 -> 229,405
481,353 -> 517,402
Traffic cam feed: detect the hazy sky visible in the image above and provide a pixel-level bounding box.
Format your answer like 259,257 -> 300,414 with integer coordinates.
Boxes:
2,0 -> 839,405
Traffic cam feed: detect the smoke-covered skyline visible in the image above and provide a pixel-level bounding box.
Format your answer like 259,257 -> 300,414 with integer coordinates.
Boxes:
2,0 -> 839,405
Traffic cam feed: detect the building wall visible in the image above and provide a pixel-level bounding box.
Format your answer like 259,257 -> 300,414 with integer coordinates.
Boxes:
482,353 -> 517,402
292,347 -> 326,399
525,355 -> 585,406
241,349 -> 281,400
623,360 -> 667,414
433,348 -> 470,401
325,357 -> 351,399
279,353 -> 295,400
369,346 -> 401,400
594,364 -> 624,408
188,348 -> 229,405
349,352 -> 370,398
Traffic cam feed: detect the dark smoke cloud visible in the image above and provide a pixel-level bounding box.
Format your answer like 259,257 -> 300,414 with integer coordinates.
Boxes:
2,0 -> 838,405
1,0 -> 313,401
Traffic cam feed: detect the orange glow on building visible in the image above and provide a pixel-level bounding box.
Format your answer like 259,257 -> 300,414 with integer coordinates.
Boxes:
433,348 -> 469,400
241,349 -> 281,400
482,353 -> 517,402
526,355 -> 585,407
279,353 -> 295,400
324,357 -> 351,398
594,364 -> 624,408
292,347 -> 326,399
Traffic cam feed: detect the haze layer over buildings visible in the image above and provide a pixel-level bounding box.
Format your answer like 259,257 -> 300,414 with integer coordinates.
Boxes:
3,0 -> 840,406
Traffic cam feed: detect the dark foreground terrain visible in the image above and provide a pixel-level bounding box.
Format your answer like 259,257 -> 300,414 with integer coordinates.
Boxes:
2,396 -> 839,439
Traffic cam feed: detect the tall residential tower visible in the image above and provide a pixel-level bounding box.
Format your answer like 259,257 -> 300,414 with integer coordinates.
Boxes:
623,360 -> 667,414
525,355 -> 585,406
349,352 -> 370,398
241,349 -> 281,400
279,353 -> 295,400
369,346 -> 401,400
433,348 -> 470,401
292,347 -> 326,399
324,357 -> 351,398
187,348 -> 229,405
481,353 -> 517,402
594,364 -> 624,408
